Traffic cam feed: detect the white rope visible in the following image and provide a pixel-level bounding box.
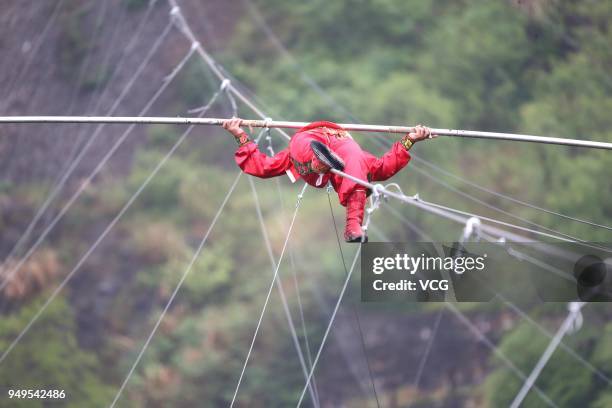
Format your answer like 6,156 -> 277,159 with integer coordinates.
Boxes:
167,1 -> 290,139
108,85 -> 233,405
410,164 -> 607,247
266,132 -> 322,403
446,303 -> 559,408
248,177 -> 320,408
230,183 -> 308,407
241,0 -> 355,120
389,193 -> 575,263
295,193 -> 381,406
413,157 -> 612,232
109,171 -> 244,408
450,217 -> 556,408
51,1 -> 135,163
510,302 -> 585,408
0,46 -> 197,371
264,125 -> 275,156
26,2 -> 113,205
72,3 -> 129,117
5,0 -> 94,102
2,17 -> 174,267
0,43 -> 195,292
66,0 -> 161,162
3,0 -> 66,97
296,246 -> 362,407
411,309 -> 444,391
64,0 -> 161,158
419,198 -> 611,253
58,1 -> 112,119
382,203 -> 435,241
502,300 -> 612,386
224,80 -> 239,117
481,233 -> 575,282
287,236 -> 321,404
3,0 -> 111,251
0,78 -> 223,366
325,188 -> 381,406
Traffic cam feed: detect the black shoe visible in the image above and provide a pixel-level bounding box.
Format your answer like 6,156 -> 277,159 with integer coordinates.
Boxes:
345,234 -> 368,243
310,140 -> 345,171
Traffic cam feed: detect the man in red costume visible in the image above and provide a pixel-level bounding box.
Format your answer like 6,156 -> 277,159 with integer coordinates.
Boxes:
223,118 -> 434,242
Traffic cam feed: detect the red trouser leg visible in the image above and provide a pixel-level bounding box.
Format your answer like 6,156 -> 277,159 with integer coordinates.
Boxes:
329,138 -> 370,205
329,138 -> 369,242
344,190 -> 367,242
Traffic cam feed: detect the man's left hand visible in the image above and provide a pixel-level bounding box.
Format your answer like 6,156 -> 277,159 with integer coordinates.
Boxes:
408,125 -> 436,143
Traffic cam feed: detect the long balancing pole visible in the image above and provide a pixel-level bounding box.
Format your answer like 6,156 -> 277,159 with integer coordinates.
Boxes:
1,116 -> 611,150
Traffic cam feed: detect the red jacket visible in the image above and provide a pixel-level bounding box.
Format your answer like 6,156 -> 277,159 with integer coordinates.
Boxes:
235,121 -> 411,206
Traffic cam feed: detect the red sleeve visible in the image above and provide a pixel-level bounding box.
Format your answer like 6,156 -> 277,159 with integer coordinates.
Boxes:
234,141 -> 291,178
364,141 -> 411,181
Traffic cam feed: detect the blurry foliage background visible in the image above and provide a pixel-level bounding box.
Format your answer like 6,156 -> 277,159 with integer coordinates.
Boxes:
0,0 -> 612,406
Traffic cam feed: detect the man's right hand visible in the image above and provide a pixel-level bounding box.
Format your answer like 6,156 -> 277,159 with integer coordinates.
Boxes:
223,117 -> 251,146
222,117 -> 245,138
